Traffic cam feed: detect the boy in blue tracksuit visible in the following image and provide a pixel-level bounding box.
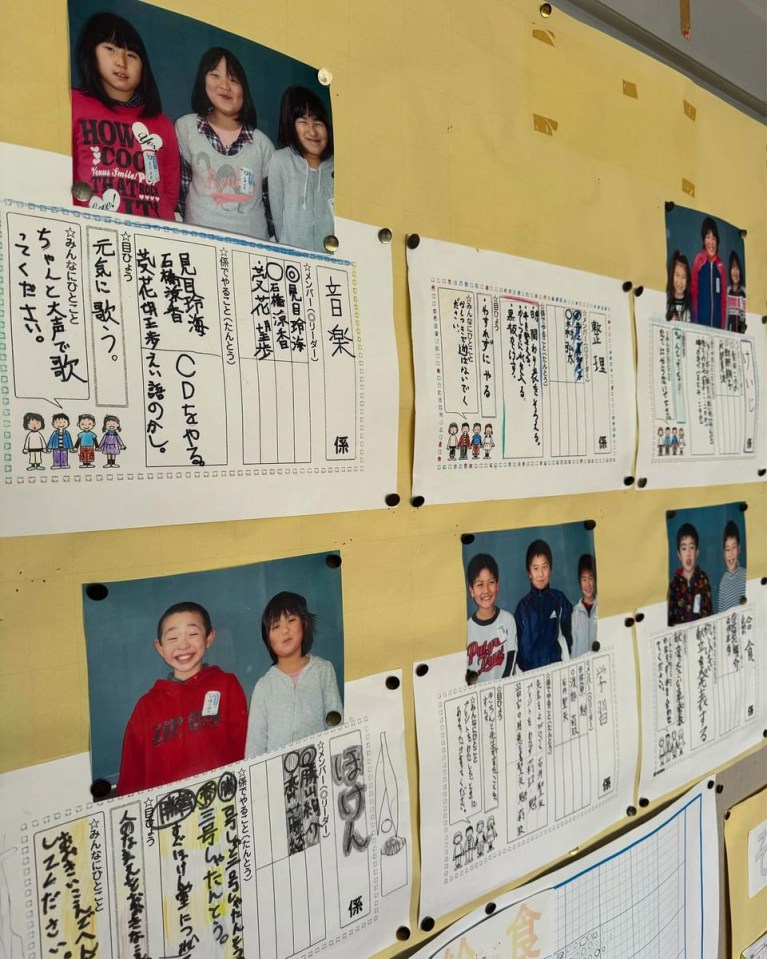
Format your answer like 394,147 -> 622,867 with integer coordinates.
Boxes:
514,539 -> 573,672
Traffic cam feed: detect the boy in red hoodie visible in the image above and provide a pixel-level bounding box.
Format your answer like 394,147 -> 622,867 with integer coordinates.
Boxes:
117,602 -> 247,795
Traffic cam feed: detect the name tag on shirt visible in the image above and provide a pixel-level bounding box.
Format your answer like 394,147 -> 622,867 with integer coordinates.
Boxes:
202,691 -> 221,717
240,168 -> 254,194
693,594 -> 701,614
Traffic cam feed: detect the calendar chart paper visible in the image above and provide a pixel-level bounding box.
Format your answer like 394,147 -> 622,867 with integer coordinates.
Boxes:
407,236 -> 636,505
409,778 -> 718,959
635,290 -> 764,489
637,583 -> 767,802
1,193 -> 397,536
0,671 -> 411,959
413,617 -> 639,921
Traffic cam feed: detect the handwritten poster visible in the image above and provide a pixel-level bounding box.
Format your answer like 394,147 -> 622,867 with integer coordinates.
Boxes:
410,777 -> 718,959
0,670 -> 411,959
724,788 -> 767,959
413,616 -> 639,921
407,235 -> 636,505
0,169 -> 397,536
635,290 -> 764,489
636,583 -> 767,802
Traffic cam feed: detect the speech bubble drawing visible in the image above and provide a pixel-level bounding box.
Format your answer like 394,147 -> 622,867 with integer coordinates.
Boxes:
6,211 -> 90,406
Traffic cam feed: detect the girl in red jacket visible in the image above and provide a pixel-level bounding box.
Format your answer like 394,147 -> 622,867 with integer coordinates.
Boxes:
71,13 -> 180,220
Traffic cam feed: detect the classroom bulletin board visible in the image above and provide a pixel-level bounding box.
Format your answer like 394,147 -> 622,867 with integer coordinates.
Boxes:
0,2 -> 764,958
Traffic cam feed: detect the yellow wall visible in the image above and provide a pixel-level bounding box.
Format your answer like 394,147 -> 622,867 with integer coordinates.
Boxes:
1,0 -> 765,952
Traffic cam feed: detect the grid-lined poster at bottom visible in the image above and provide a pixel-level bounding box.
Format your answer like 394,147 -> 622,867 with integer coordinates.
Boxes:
410,779 -> 716,959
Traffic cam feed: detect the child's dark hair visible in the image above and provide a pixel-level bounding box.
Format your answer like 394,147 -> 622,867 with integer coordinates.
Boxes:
526,539 -> 552,571
676,522 -> 699,550
700,216 -> 719,246
75,12 -> 162,117
102,414 -> 121,431
277,86 -> 334,159
728,250 -> 744,287
577,553 -> 595,581
466,553 -> 499,586
191,47 -> 257,127
52,413 -> 70,425
261,591 -> 316,663
23,412 -> 45,429
157,601 -> 212,639
722,520 -> 740,548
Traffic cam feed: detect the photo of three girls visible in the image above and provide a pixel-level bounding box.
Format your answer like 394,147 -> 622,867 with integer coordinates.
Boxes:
70,9 -> 334,253
664,205 -> 747,333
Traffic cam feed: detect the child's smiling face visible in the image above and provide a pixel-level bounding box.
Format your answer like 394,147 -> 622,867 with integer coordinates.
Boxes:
672,262 -> 688,297
528,555 -> 551,590
723,536 -> 740,573
206,57 -> 244,121
730,262 -> 741,287
580,570 -> 595,603
468,568 -> 499,620
154,610 -> 214,680
295,115 -> 328,167
703,230 -> 718,258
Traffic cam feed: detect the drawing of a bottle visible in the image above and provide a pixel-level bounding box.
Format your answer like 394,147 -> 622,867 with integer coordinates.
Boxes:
375,732 -> 407,896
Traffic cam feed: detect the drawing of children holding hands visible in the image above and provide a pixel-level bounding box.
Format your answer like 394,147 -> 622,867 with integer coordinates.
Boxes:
471,423 -> 482,459
446,422 -> 458,460
22,412 -> 47,471
74,413 -> 99,468
47,413 -> 75,469
486,814 -> 497,851
452,832 -> 464,869
482,423 -> 494,459
99,414 -> 126,467
458,423 -> 471,460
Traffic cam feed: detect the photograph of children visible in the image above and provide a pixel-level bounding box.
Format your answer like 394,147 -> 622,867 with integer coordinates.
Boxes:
68,0 -> 334,253
665,203 -> 747,332
462,521 -> 597,679
665,503 -> 747,627
82,551 -> 344,794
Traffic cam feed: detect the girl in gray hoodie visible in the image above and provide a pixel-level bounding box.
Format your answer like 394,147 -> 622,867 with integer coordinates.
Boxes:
267,86 -> 334,253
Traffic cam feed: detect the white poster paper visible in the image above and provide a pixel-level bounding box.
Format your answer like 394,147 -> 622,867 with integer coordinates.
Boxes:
0,149 -> 397,536
748,817 -> 767,899
407,236 -> 636,504
409,778 -> 718,959
0,671 -> 411,959
413,616 -> 638,921
743,932 -> 767,959
635,290 -> 764,488
636,582 -> 766,802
